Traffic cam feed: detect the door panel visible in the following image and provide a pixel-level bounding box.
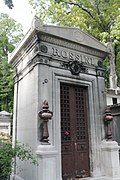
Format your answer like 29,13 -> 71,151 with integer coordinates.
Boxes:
60,83 -> 90,179
61,84 -> 74,178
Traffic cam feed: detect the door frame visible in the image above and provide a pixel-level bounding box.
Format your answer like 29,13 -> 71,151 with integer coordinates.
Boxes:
53,71 -> 103,179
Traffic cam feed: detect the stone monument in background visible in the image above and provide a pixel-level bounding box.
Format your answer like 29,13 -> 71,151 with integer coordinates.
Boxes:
106,41 -> 120,106
107,41 -> 117,90
0,111 -> 12,135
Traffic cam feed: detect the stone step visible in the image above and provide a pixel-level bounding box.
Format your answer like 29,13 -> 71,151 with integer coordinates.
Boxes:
63,177 -> 120,180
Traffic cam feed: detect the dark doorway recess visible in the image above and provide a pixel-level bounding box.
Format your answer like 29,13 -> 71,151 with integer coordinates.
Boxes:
60,83 -> 90,179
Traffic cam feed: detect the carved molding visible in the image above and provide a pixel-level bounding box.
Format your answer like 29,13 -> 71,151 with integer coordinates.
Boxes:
39,34 -> 105,58
96,67 -> 105,77
97,60 -> 103,68
25,34 -> 39,53
27,54 -> 50,68
40,45 -> 48,53
14,54 -> 50,80
73,30 -> 85,42
12,35 -> 39,69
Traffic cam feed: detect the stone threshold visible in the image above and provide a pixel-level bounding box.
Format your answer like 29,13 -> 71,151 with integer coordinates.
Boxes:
64,177 -> 120,180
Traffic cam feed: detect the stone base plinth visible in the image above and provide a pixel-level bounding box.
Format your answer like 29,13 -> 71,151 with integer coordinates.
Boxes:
101,140 -> 120,179
36,145 -> 61,180
10,175 -> 24,180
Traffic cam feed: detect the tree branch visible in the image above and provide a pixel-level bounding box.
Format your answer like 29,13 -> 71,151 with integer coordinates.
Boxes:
95,0 -> 101,15
55,0 -> 95,19
62,0 -> 95,19
96,5 -> 101,15
55,0 -> 111,33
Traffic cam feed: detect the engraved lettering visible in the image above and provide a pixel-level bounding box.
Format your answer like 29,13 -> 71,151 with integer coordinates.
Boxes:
80,55 -> 84,63
79,55 -> 83,63
84,55 -> 91,65
69,52 -> 74,60
51,47 -> 96,66
52,48 -> 61,57
75,54 -> 80,61
61,50 -> 68,58
89,57 -> 94,65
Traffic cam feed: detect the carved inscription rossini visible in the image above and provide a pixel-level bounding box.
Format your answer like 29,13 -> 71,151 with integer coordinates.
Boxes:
39,44 -> 103,67
52,47 -> 95,66
38,44 -> 104,76
15,43 -> 104,78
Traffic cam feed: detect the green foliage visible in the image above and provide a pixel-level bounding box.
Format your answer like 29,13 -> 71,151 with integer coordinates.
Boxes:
0,13 -> 23,57
29,0 -> 120,41
110,16 -> 120,45
115,43 -> 120,86
0,61 -> 14,112
0,133 -> 38,178
0,13 -> 23,112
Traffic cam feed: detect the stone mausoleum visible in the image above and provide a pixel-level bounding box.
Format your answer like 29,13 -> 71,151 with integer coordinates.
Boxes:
8,16 -> 120,180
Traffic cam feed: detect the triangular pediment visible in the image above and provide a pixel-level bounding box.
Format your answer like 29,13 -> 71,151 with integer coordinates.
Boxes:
43,25 -> 107,52
31,16 -> 107,53
8,16 -> 107,64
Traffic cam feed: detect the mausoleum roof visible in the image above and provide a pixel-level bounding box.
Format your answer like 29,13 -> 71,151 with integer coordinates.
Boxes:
43,25 -> 107,52
8,16 -> 107,64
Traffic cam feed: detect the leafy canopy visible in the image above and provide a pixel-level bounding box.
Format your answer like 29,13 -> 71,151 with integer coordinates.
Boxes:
29,0 -> 120,43
0,13 -> 23,112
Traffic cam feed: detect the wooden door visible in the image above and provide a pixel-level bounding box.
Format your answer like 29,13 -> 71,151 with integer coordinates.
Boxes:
60,83 -> 90,179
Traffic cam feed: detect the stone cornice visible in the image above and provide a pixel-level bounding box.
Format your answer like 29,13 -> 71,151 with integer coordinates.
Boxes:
10,34 -> 39,68
39,34 -> 107,58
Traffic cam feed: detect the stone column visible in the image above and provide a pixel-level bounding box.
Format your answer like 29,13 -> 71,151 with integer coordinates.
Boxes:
101,140 -> 120,179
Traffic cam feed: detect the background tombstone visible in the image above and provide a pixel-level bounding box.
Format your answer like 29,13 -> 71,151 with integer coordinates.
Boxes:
8,16 -> 120,180
0,111 -> 12,135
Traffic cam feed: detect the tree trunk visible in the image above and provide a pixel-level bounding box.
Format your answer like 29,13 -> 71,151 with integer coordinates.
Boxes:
5,95 -> 9,112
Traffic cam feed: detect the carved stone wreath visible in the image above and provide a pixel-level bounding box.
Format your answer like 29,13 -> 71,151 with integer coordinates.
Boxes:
69,61 -> 81,75
61,60 -> 87,76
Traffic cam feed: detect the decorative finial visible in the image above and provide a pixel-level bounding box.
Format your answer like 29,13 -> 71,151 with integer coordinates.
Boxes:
38,100 -> 53,144
103,106 -> 113,141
